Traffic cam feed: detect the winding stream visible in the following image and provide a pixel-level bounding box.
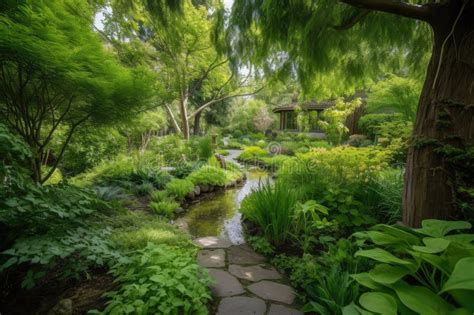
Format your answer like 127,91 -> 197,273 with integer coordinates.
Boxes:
177,150 -> 269,244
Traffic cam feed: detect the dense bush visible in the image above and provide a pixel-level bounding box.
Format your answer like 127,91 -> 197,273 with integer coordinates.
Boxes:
278,147 -> 388,203
358,113 -> 404,140
100,243 -> 211,314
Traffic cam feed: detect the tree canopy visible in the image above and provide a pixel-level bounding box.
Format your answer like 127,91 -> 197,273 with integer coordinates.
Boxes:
227,0 -> 432,98
0,0 -> 154,182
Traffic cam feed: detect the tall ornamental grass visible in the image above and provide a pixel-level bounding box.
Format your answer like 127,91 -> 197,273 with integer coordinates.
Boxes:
241,181 -> 300,246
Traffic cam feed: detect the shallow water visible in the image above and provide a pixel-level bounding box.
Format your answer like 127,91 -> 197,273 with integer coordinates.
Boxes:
181,151 -> 269,244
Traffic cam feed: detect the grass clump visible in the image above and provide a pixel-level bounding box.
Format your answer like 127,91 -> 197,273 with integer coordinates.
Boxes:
241,181 -> 300,246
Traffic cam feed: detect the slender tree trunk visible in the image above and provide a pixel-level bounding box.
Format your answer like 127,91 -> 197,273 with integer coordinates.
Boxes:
403,5 -> 474,227
179,92 -> 190,140
193,110 -> 202,136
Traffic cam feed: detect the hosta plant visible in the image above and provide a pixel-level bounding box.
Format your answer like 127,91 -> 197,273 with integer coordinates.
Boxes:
346,220 -> 474,315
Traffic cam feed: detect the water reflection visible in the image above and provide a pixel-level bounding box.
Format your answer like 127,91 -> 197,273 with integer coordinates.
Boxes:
182,169 -> 269,244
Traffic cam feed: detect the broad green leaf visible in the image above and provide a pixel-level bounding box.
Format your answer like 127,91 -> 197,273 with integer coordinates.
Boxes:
368,264 -> 409,284
392,282 -> 453,314
440,257 -> 474,293
444,234 -> 474,246
352,273 -> 386,290
355,249 -> 414,266
359,292 -> 397,315
371,224 -> 420,245
449,290 -> 474,312
412,237 -> 451,254
342,302 -> 374,315
365,231 -> 401,246
415,220 -> 471,238
408,250 -> 450,275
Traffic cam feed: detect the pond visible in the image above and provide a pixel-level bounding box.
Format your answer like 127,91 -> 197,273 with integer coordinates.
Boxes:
177,150 -> 270,244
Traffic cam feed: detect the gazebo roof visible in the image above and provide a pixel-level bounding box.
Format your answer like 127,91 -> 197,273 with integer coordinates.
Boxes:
273,100 -> 334,113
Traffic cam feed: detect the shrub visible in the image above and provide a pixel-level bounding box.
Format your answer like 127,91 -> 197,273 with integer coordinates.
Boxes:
170,162 -> 195,179
165,178 -> 195,200
241,181 -> 301,246
149,134 -> 190,164
238,146 -> 269,161
100,243 -> 211,314
358,113 -> 404,140
350,220 -> 474,314
190,136 -> 214,160
347,134 -> 368,147
278,147 -> 388,200
0,227 -> 125,288
188,165 -> 241,186
150,200 -> 180,217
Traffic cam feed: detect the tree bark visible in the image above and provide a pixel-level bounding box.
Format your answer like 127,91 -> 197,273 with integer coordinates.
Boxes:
193,110 -> 202,136
403,3 -> 474,227
179,92 -> 191,140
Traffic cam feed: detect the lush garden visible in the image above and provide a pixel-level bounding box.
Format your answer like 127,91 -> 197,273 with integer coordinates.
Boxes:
1,0 -> 473,314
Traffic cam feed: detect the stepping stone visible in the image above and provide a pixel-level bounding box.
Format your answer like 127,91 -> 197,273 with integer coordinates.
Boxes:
194,236 -> 232,249
247,281 -> 296,304
208,269 -> 245,297
268,304 -> 302,315
217,296 -> 266,315
228,264 -> 281,282
197,249 -> 225,268
228,245 -> 265,265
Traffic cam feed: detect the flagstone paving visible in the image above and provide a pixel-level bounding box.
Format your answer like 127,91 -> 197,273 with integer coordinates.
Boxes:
195,237 -> 302,315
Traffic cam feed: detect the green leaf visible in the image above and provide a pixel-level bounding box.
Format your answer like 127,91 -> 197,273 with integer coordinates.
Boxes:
415,220 -> 471,238
355,249 -> 414,266
440,257 -> 474,293
359,292 -> 397,315
0,257 -> 18,271
412,237 -> 451,254
352,273 -> 386,290
392,282 -> 453,315
368,264 -> 409,284
371,224 -> 420,245
342,302 -> 375,315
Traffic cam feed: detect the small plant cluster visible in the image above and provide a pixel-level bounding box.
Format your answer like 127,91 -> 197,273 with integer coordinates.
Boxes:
98,243 -> 211,315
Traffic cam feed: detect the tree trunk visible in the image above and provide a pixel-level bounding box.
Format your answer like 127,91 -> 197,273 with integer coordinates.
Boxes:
193,110 -> 202,136
179,93 -> 190,140
403,5 -> 474,227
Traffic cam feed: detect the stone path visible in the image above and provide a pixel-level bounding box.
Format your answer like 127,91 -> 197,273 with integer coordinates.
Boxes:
195,236 -> 302,315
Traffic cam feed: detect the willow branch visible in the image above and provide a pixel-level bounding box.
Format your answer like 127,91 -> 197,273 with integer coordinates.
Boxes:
340,0 -> 434,22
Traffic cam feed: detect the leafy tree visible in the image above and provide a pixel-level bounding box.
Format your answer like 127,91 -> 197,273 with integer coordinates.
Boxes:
228,99 -> 274,133
104,0 -> 263,139
0,0 -> 153,183
367,75 -> 421,122
318,98 -> 362,145
229,0 -> 474,227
